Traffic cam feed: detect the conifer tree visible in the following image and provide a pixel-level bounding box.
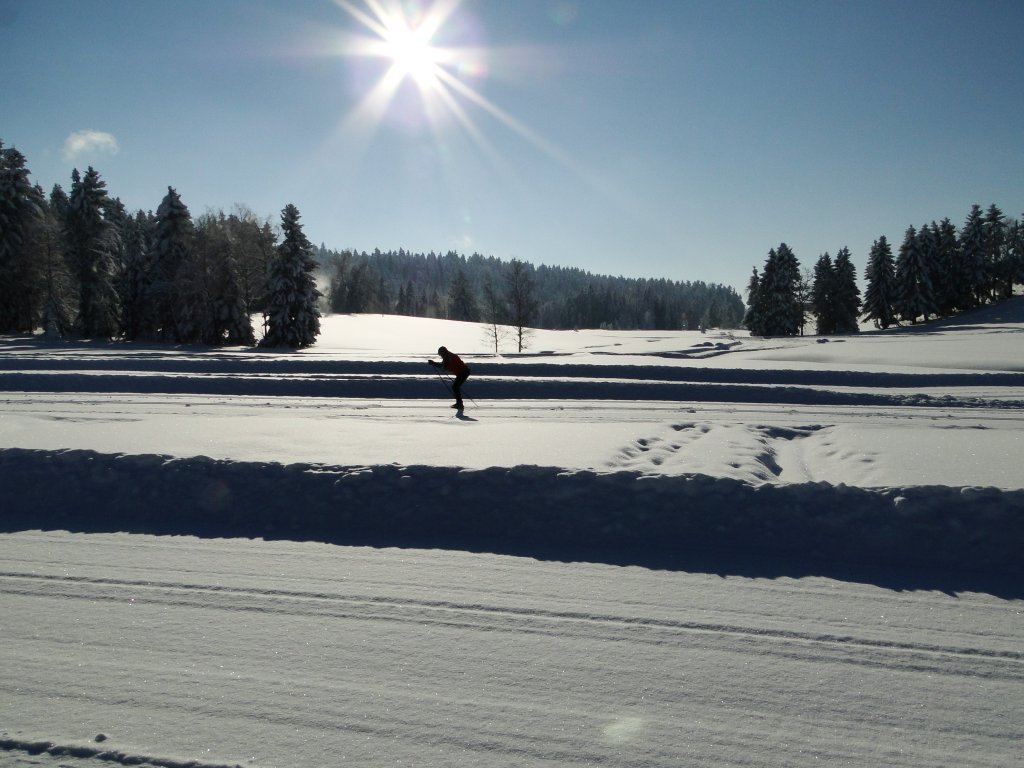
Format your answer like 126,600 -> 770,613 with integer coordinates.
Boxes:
189,213 -> 254,345
832,247 -> 860,333
985,204 -> 1011,300
226,209 -> 276,315
120,210 -> 152,341
213,245 -> 256,345
810,253 -> 836,335
893,226 -> 936,324
742,267 -> 764,335
917,222 -> 942,310
959,205 -> 987,310
863,236 -> 897,329
447,270 -> 478,322
260,204 -> 321,348
146,187 -> 194,341
39,185 -> 74,338
932,219 -> 960,316
374,275 -> 391,314
345,262 -> 373,313
104,197 -> 132,270
396,280 -> 418,315
0,141 -> 45,332
758,244 -> 803,336
327,250 -> 352,314
65,167 -> 120,339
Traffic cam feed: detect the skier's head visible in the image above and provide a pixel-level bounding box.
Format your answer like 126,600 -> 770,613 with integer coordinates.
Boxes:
438,346 -> 448,357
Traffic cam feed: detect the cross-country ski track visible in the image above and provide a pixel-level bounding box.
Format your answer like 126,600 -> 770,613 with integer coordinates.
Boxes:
1,533 -> 1021,768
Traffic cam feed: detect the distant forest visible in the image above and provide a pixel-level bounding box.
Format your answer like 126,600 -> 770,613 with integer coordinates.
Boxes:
0,137 -> 745,349
319,247 -> 745,331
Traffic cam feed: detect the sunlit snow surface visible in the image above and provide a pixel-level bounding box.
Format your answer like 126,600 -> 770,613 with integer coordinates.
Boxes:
2,301 -> 1023,767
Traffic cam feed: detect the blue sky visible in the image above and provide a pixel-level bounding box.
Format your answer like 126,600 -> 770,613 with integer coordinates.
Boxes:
4,0 -> 1023,294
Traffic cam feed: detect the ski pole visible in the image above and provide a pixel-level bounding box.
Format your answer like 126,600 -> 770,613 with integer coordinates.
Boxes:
431,365 -> 478,408
433,368 -> 453,395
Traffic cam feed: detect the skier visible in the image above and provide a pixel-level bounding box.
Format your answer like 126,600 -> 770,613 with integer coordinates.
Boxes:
429,346 -> 471,410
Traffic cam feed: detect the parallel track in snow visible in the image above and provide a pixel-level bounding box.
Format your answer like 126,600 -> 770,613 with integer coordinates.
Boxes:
1,534 -> 1021,768
2,570 -> 1022,675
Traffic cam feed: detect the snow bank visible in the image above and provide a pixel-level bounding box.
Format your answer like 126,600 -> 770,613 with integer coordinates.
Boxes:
3,448 -> 1020,587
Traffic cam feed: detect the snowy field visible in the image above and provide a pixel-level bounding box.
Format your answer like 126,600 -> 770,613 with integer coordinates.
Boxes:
1,301 -> 1023,767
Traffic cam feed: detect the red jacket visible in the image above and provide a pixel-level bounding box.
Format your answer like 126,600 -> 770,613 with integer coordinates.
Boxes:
441,350 -> 469,376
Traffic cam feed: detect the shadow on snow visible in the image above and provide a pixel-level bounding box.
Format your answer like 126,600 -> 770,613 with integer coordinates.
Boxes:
1,448 -> 1020,599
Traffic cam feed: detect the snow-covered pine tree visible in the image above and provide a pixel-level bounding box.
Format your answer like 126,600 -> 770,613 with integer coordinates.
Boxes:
795,267 -> 812,336
0,141 -> 45,332
199,214 -> 254,345
893,226 -> 937,324
931,219 -> 960,317
918,222 -> 942,312
759,244 -> 803,336
810,253 -> 836,335
39,185 -> 74,339
984,204 -> 1011,300
221,225 -> 257,345
754,248 -> 778,334
119,210 -> 152,341
260,204 -> 321,348
146,187 -> 194,341
102,196 -> 136,333
863,235 -> 897,329
225,209 -> 276,316
65,167 -> 120,339
832,247 -> 861,333
176,218 -> 219,345
742,267 -> 764,335
958,205 -> 988,310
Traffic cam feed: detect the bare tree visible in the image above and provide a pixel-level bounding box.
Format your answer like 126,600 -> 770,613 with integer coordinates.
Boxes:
505,258 -> 536,352
479,279 -> 510,354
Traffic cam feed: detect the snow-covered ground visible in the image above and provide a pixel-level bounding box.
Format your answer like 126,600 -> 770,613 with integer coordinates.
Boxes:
2,301 -> 1023,767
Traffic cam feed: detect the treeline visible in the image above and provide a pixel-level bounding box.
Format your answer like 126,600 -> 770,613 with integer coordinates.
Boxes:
1,136 -> 744,350
322,247 -> 746,332
745,204 -> 1024,336
0,140 -> 321,347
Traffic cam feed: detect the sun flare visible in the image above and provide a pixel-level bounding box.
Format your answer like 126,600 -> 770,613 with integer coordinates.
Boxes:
328,0 -> 591,190
332,0 -> 492,138
381,17 -> 442,88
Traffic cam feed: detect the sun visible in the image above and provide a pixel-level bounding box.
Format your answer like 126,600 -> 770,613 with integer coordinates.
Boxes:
380,15 -> 443,89
332,0 -> 485,135
334,0 -> 459,99
328,0 -> 584,183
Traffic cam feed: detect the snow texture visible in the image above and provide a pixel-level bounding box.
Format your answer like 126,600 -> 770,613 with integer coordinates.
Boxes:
2,299 -> 1023,767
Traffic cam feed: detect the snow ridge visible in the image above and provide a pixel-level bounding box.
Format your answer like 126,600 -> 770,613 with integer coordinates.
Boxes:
3,448 -> 1021,590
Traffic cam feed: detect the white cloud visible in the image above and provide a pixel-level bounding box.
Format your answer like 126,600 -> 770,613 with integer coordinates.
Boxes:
62,130 -> 120,162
